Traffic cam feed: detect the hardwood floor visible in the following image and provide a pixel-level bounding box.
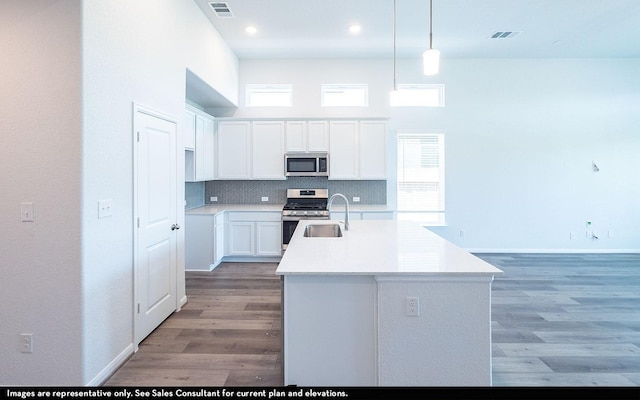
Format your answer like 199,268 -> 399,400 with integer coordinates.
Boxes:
479,253 -> 640,386
104,254 -> 640,387
103,262 -> 283,387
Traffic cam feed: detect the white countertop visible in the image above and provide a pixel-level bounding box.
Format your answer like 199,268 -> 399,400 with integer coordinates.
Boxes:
186,204 -> 394,215
276,219 -> 503,276
186,204 -> 285,215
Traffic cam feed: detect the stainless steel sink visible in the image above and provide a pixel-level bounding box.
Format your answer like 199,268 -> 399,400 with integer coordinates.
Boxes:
303,224 -> 343,238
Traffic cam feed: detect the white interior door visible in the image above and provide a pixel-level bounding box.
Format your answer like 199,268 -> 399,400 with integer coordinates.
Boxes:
134,105 -> 178,346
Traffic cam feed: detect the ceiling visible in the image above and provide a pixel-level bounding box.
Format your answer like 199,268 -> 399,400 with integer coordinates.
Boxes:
194,0 -> 640,59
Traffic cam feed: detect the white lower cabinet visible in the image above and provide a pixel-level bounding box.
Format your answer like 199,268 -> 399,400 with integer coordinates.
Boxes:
227,212 -> 282,257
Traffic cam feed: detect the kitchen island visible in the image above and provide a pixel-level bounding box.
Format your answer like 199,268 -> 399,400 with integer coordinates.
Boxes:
276,219 -> 503,386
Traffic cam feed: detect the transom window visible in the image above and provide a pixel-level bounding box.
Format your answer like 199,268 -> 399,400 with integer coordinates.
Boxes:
321,84 -> 369,107
392,84 -> 445,107
245,84 -> 293,107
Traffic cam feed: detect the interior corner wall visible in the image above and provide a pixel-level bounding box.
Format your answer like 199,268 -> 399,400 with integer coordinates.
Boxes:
80,0 -> 238,385
0,1 -> 84,385
236,57 -> 640,251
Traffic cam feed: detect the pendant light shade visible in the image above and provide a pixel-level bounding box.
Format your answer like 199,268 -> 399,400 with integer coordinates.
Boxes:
423,48 -> 440,75
423,0 -> 439,75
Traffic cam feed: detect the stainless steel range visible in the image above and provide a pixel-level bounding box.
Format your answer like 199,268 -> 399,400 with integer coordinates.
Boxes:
282,189 -> 329,251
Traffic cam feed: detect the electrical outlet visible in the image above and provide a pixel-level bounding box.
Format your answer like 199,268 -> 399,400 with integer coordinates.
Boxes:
210,197 -> 217,202
21,202 -> 34,222
261,196 -> 269,202
405,297 -> 420,317
459,229 -> 465,238
569,232 -> 575,240
352,197 -> 360,203
20,333 -> 33,353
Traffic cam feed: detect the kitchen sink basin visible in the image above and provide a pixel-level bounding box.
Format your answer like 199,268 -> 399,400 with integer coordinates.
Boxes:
303,224 -> 343,238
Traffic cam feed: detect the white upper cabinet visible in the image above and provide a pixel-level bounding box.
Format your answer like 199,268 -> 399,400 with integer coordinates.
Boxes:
216,120 -> 285,180
329,120 -> 387,180
184,108 -> 196,150
285,121 -> 329,152
185,105 -> 215,182
216,121 -> 252,179
252,121 -> 285,179
358,120 -> 387,179
329,121 -> 359,179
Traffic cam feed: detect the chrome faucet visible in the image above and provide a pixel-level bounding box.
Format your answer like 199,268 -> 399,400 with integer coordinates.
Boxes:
328,193 -> 350,231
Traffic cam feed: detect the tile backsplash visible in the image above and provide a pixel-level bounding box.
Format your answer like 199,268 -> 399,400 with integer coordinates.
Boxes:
185,178 -> 386,209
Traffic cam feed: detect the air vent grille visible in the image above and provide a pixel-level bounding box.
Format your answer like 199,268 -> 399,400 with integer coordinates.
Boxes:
489,31 -> 521,39
209,2 -> 234,18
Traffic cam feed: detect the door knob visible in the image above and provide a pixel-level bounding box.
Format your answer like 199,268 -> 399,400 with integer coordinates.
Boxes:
171,223 -> 181,231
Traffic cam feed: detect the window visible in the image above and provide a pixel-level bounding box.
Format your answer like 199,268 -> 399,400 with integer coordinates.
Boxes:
392,84 -> 445,107
245,84 -> 292,107
321,84 -> 368,107
396,131 -> 445,225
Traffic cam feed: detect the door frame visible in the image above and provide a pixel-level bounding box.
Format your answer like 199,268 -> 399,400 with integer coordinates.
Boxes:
132,102 -> 180,350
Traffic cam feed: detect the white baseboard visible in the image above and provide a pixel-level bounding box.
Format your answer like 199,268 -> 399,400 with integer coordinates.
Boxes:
466,248 -> 640,254
86,343 -> 134,386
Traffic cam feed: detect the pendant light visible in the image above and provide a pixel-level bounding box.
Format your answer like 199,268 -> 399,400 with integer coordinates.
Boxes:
423,0 -> 440,75
389,0 -> 400,106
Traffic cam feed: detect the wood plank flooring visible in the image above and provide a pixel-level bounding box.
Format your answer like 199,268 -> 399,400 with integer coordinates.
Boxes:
103,263 -> 283,387
103,254 -> 640,387
479,253 -> 640,387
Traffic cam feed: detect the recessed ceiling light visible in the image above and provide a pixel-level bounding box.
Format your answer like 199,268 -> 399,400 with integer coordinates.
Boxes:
349,25 -> 362,34
245,26 -> 257,35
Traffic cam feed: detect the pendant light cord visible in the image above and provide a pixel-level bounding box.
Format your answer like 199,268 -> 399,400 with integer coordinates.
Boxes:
429,0 -> 433,50
393,0 -> 397,91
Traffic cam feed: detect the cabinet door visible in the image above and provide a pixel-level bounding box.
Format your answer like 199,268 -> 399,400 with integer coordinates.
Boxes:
285,121 -> 306,152
252,121 -> 285,179
184,109 -> 196,150
217,121 -> 251,179
256,222 -> 282,256
200,116 -> 215,181
359,121 -> 387,179
307,121 -> 329,152
329,121 -> 358,179
228,222 -> 255,256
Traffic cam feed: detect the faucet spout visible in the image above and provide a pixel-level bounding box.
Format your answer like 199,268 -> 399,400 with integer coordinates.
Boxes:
328,193 -> 350,231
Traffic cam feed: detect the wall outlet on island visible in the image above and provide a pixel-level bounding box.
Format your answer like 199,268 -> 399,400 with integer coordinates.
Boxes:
261,196 -> 269,202
352,197 -> 360,203
405,297 -> 420,317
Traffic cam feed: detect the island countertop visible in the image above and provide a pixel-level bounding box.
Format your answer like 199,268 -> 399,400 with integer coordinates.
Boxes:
276,219 -> 503,276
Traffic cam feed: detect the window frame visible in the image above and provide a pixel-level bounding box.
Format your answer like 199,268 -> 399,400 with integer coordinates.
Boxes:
245,84 -> 293,107
395,129 -> 446,226
392,84 -> 445,107
320,84 -> 369,107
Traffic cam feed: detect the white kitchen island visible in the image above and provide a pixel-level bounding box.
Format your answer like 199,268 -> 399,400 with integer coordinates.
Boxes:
276,219 -> 503,387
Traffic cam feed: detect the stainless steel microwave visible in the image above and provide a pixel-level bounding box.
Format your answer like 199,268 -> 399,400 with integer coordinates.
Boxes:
285,153 -> 329,177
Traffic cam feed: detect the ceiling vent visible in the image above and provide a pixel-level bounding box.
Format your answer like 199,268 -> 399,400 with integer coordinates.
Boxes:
489,31 -> 521,39
208,2 -> 234,18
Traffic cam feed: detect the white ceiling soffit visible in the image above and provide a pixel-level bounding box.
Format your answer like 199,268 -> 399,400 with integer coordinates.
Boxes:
195,0 -> 640,59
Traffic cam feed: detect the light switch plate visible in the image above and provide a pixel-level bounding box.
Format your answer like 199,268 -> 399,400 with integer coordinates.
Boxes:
98,199 -> 113,218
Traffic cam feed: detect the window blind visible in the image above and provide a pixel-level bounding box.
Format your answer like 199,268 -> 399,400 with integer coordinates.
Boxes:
397,132 -> 445,214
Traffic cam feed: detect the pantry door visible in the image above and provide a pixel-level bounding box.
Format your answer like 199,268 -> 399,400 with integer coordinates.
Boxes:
133,104 -> 178,347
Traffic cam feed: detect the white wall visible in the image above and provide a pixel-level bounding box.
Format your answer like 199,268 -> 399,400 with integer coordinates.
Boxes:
237,58 -> 640,251
0,0 -> 238,385
0,1 -> 83,385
